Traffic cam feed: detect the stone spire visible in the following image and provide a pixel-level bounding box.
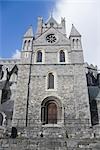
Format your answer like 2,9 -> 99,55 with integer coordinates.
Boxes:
24,26 -> 33,38
70,24 -> 81,37
22,25 -> 34,53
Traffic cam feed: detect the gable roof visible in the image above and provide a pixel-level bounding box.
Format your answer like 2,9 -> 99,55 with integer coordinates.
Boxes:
34,26 -> 70,45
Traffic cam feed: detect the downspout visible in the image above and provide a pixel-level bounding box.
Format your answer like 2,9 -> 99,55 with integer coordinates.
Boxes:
26,38 -> 34,127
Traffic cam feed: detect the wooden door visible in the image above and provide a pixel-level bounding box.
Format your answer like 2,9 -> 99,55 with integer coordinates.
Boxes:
47,103 -> 57,124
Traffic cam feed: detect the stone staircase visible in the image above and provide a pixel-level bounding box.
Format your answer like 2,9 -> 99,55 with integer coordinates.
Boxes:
0,124 -> 100,150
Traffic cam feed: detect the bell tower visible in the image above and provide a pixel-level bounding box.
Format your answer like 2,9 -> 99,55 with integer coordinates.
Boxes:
12,16 -> 91,143
69,24 -> 84,63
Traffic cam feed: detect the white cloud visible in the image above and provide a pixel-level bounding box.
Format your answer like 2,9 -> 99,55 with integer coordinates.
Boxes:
12,49 -> 21,59
54,0 -> 100,69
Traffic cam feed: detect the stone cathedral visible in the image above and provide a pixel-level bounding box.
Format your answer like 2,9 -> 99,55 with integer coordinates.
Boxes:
0,16 -> 100,150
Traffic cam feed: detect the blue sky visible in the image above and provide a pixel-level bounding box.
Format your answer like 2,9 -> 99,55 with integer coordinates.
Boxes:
0,0 -> 100,69
0,0 -> 56,58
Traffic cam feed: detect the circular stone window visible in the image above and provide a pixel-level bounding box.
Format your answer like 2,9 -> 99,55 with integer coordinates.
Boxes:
46,34 -> 57,43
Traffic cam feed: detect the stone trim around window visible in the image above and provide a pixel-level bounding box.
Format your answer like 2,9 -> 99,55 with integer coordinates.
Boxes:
34,49 -> 45,64
45,71 -> 57,91
58,49 -> 69,64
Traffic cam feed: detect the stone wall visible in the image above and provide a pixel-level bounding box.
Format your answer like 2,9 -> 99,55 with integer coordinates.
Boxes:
12,62 -> 91,128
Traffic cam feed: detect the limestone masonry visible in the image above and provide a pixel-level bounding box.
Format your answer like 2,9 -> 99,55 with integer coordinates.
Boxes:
0,16 -> 100,150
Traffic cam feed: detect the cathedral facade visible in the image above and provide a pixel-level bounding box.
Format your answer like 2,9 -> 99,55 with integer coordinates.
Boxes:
0,16 -> 100,150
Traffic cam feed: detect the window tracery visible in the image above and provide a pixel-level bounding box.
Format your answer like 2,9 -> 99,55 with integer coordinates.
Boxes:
46,34 -> 57,43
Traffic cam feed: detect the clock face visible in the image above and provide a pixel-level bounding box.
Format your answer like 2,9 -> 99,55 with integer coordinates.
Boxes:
46,34 -> 57,43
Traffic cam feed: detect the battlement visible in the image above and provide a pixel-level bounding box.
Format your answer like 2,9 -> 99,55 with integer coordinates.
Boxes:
84,63 -> 98,71
0,59 -> 20,65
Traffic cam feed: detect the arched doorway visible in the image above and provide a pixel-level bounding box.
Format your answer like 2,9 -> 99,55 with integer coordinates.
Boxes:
47,102 -> 57,124
41,96 -> 62,125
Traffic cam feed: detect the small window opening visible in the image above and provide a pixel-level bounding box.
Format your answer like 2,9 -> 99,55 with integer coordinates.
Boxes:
37,51 -> 42,62
76,39 -> 79,48
28,40 -> 31,48
60,50 -> 65,62
50,22 -> 54,27
48,73 -> 54,89
72,39 -> 75,48
23,40 -> 27,49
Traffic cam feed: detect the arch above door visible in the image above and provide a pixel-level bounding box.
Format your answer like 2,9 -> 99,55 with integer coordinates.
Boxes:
41,96 -> 62,125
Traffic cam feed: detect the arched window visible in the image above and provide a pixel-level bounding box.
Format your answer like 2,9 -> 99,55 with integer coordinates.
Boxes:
76,39 -> 79,48
60,50 -> 65,62
0,113 -> 3,126
48,73 -> 54,89
72,39 -> 75,48
23,40 -> 27,49
28,40 -> 31,49
37,51 -> 42,62
28,40 -> 30,45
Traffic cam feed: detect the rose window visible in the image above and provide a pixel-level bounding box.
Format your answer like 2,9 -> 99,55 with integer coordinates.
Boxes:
46,34 -> 57,43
